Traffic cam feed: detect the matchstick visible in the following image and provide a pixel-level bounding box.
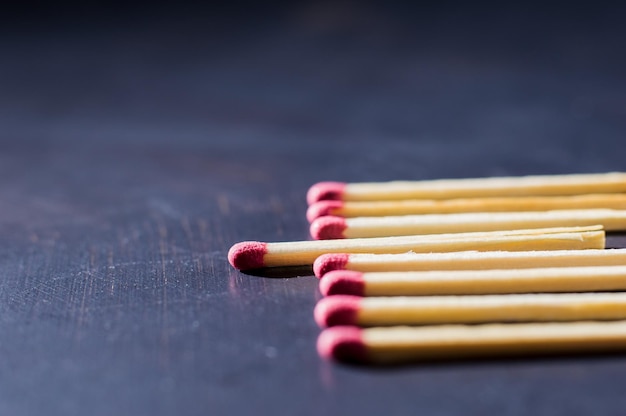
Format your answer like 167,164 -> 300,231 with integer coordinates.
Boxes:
313,248 -> 626,278
310,209 -> 626,239
307,172 -> 626,204
227,226 -> 604,270
314,293 -> 626,327
317,321 -> 626,364
319,266 -> 626,297
306,194 -> 626,222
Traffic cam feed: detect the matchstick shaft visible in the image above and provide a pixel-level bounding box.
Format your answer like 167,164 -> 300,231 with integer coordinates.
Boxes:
341,209 -> 626,238
343,172 -> 626,201
338,248 -> 626,273
262,227 -> 604,267
360,321 -> 626,364
359,266 -> 626,296
322,194 -> 626,219
355,293 -> 626,326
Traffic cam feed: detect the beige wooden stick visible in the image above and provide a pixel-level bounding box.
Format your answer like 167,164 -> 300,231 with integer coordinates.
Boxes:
313,248 -> 626,277
319,265 -> 626,297
307,172 -> 626,203
315,293 -> 626,327
318,321 -> 626,364
228,226 -> 604,270
306,194 -> 626,222
311,209 -> 626,239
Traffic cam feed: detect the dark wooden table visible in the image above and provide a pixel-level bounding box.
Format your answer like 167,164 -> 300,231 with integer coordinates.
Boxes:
2,3 -> 626,415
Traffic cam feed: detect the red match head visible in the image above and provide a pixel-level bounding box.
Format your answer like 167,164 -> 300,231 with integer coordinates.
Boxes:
306,182 -> 347,205
306,200 -> 344,223
314,253 -> 350,278
317,326 -> 368,363
227,241 -> 268,270
319,271 -> 365,296
314,295 -> 361,327
309,216 -> 347,240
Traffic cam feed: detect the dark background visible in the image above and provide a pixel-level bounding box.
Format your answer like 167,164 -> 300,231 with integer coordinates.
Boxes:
1,1 -> 626,415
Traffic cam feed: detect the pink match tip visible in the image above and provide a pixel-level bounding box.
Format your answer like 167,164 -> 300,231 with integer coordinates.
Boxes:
314,253 -> 350,278
307,182 -> 347,205
306,200 -> 344,223
317,326 -> 368,363
314,295 -> 361,327
310,216 -> 347,240
319,271 -> 365,296
227,241 -> 268,270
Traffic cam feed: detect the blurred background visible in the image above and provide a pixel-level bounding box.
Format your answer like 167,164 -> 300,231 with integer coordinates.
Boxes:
1,1 -> 626,415
3,1 -> 625,178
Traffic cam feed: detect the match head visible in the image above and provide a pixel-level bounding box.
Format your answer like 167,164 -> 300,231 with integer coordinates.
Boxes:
227,241 -> 268,270
314,253 -> 350,278
306,182 -> 347,205
310,216 -> 347,240
319,271 -> 365,296
314,295 -> 361,327
306,200 -> 344,223
317,326 -> 368,363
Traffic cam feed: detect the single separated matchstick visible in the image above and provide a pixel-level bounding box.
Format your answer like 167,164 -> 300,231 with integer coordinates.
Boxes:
307,172 -> 626,204
314,293 -> 626,327
319,266 -> 626,297
313,248 -> 626,278
306,194 -> 626,222
318,321 -> 626,364
227,226 -> 604,270
310,209 -> 626,239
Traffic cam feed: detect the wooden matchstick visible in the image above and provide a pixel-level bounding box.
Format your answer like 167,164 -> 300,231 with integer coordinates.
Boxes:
314,293 -> 626,327
310,209 -> 626,239
319,266 -> 626,297
307,172 -> 626,204
227,226 -> 604,270
313,248 -> 626,278
306,194 -> 626,222
318,321 -> 626,364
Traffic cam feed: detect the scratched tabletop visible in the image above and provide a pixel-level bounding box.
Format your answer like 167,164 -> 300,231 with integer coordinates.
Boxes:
1,3 -> 626,415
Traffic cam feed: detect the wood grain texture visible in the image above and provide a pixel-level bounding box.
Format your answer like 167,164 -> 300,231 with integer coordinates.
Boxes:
1,2 -> 626,416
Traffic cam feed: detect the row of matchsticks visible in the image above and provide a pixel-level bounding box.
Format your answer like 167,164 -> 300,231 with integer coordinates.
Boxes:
228,172 -> 626,365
